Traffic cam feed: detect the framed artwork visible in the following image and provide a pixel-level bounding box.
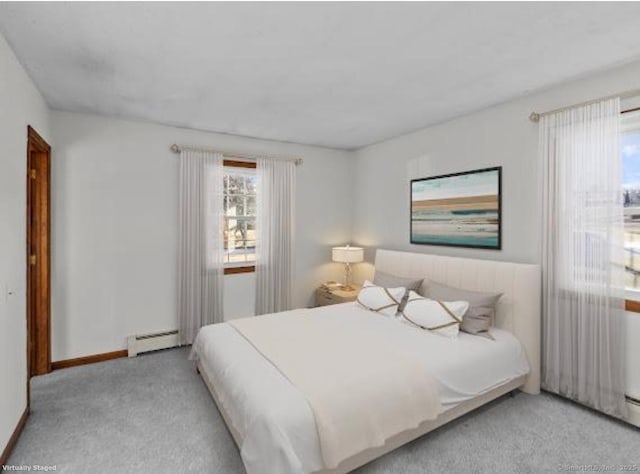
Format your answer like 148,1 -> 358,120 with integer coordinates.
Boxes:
410,166 -> 502,249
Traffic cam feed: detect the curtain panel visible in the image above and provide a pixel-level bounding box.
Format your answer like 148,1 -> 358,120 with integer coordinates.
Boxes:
540,98 -> 627,418
178,150 -> 225,344
255,158 -> 296,315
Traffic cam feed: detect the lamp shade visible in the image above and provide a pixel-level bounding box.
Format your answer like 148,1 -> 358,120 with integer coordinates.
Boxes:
332,246 -> 364,264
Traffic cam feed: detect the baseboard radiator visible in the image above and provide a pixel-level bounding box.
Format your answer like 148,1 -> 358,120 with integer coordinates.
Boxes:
127,330 -> 180,357
627,396 -> 640,428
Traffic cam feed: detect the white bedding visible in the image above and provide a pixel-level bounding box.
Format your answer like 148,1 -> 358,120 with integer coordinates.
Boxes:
229,307 -> 442,469
190,303 -> 530,474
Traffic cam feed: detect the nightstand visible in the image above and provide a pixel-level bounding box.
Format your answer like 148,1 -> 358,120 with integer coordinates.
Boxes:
315,282 -> 362,307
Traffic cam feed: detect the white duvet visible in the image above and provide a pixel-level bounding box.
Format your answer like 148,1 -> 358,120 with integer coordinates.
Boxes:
190,303 -> 530,474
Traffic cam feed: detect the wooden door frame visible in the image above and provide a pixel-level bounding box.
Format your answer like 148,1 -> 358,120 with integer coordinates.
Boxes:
26,125 -> 51,397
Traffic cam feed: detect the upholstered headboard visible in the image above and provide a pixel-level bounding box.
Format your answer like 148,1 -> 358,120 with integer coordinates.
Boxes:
374,249 -> 541,395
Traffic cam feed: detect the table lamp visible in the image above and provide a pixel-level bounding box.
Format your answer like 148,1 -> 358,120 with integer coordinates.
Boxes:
332,245 -> 364,289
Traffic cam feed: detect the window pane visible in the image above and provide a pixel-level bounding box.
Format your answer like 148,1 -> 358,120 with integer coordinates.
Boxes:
246,237 -> 256,262
623,125 -> 640,290
226,217 -> 240,250
223,218 -> 230,249
223,168 -> 257,268
246,175 -> 257,195
227,175 -> 243,195
228,251 -> 246,263
246,219 -> 256,241
228,240 -> 252,263
228,195 -> 244,216
247,196 -> 256,216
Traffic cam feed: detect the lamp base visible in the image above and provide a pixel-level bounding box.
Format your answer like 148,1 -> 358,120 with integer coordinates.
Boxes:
343,262 -> 353,289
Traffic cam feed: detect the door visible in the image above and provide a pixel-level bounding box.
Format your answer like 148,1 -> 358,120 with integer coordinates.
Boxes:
26,126 -> 51,377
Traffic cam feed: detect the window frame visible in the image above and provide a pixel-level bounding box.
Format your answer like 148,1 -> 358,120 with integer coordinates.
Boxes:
223,159 -> 257,275
622,106 -> 640,311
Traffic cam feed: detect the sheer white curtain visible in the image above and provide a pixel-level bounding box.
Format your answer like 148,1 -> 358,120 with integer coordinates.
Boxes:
178,150 -> 225,344
255,159 -> 296,315
540,98 -> 627,418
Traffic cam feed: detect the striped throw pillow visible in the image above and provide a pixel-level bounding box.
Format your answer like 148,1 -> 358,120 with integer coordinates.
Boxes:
355,280 -> 406,318
400,291 -> 469,338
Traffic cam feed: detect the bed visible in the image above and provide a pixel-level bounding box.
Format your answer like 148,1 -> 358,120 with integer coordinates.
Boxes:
190,249 -> 541,474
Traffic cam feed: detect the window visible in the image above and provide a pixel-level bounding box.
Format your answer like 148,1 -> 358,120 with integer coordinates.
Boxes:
223,161 -> 257,272
622,109 -> 640,293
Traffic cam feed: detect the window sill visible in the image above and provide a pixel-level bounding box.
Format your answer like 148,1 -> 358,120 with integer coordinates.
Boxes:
626,288 -> 640,312
625,300 -> 640,313
224,265 -> 255,275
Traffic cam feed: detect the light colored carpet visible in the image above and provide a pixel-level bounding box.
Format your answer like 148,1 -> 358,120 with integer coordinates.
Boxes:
6,347 -> 639,473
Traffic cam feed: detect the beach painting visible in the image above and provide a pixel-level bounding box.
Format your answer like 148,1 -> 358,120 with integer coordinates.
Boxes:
411,167 -> 501,249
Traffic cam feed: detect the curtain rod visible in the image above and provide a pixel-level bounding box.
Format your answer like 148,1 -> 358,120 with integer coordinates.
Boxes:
529,88 -> 640,122
170,144 -> 303,165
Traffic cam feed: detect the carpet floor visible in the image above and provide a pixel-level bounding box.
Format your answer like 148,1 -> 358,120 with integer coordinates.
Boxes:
5,347 -> 639,473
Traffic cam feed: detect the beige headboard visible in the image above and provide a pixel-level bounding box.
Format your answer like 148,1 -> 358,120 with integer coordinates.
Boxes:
374,249 -> 541,395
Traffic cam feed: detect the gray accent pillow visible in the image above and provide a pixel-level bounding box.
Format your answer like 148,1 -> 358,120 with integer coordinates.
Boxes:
423,280 -> 502,338
373,271 -> 423,312
461,307 -> 494,339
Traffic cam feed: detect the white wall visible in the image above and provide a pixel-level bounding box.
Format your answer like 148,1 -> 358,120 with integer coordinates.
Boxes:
0,34 -> 50,454
50,111 -> 353,361
353,59 -> 640,278
224,273 -> 256,321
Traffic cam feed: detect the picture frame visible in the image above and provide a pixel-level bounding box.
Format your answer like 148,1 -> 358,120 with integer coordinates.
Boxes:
410,166 -> 502,249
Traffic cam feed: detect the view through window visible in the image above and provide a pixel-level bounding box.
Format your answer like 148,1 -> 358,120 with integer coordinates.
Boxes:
622,110 -> 640,291
223,166 -> 257,266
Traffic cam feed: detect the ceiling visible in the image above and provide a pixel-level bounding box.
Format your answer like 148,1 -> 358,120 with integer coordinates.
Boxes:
2,3 -> 640,150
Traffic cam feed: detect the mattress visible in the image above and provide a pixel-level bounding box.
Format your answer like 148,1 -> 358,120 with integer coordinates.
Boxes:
190,303 -> 530,474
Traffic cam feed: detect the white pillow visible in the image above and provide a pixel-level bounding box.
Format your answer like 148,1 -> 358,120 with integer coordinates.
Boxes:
400,291 -> 469,338
355,280 -> 406,318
